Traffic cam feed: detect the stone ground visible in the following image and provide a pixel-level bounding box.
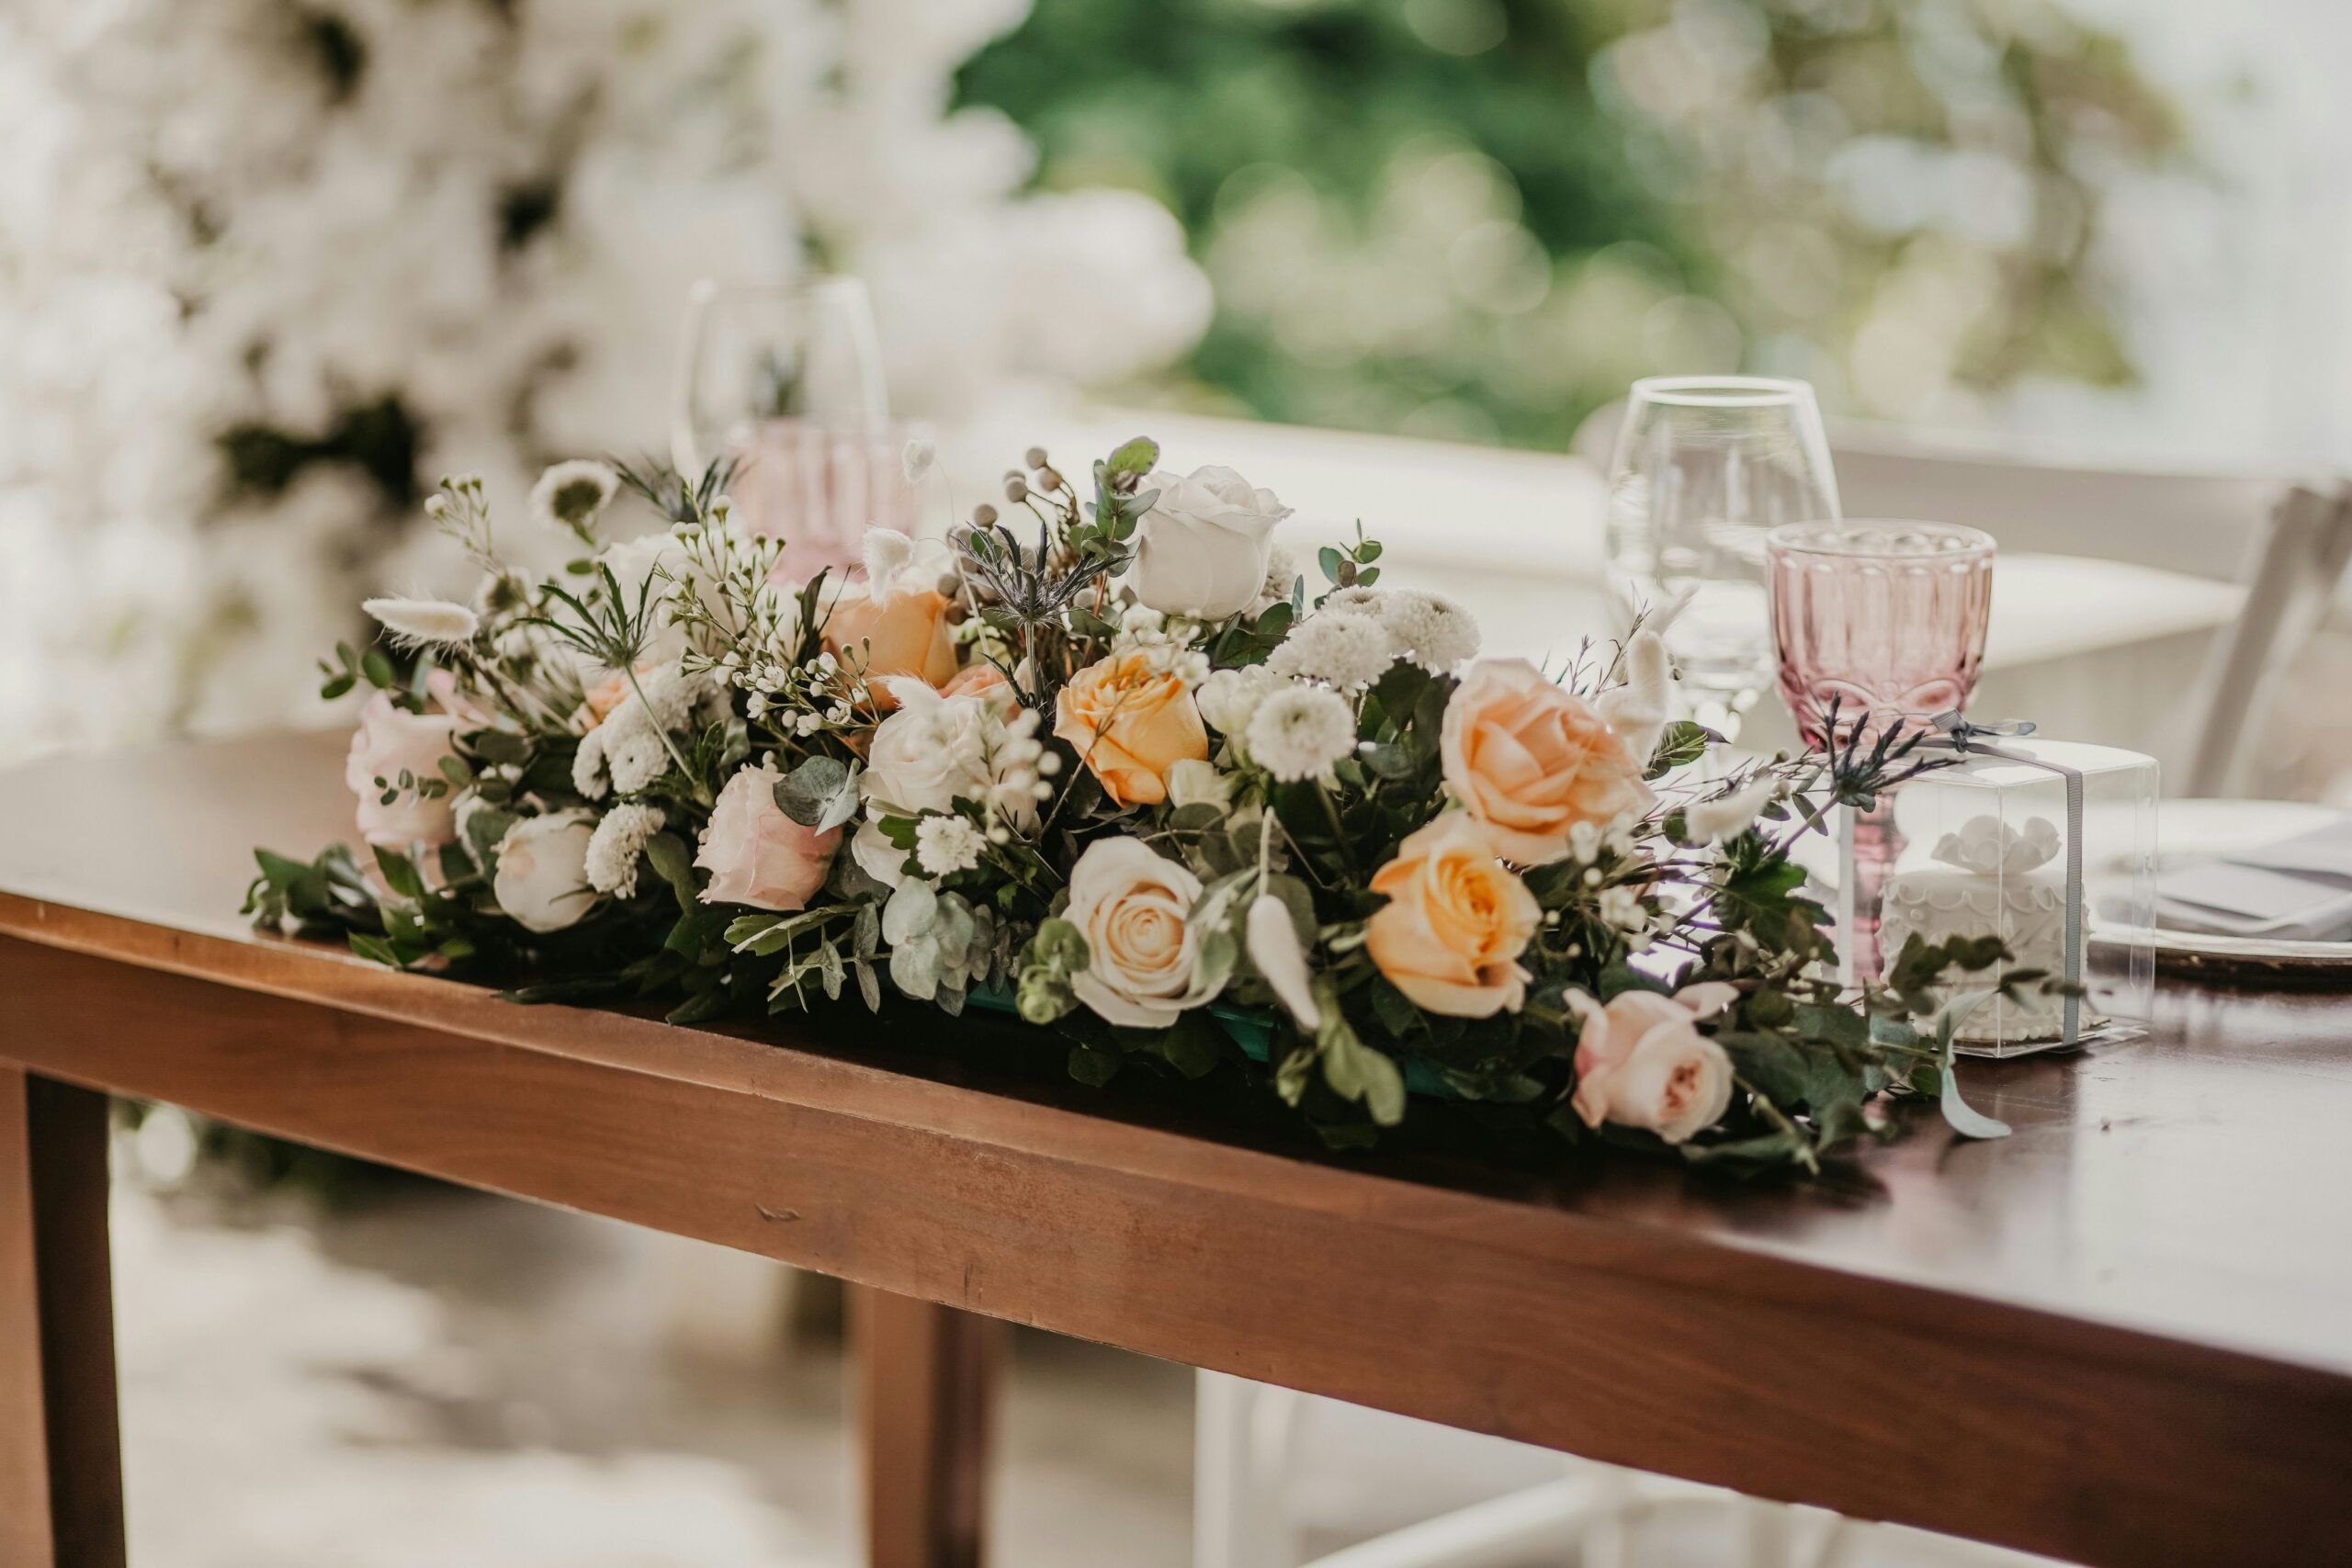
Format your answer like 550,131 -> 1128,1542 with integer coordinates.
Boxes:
112,1157 -> 2054,1568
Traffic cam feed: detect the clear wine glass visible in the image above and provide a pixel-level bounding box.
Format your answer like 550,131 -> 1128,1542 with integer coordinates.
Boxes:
1603,377 -> 1840,743
1767,520 -> 1996,981
671,276 -> 915,581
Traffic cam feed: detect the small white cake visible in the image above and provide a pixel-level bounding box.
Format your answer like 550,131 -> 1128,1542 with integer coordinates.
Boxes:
1879,814 -> 2074,1045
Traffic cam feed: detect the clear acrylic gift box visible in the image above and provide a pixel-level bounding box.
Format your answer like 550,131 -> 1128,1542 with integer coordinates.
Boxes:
1849,736 -> 2158,1058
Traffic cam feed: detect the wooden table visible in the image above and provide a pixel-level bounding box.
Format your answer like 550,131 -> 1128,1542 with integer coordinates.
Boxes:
4,734 -> 2351,1568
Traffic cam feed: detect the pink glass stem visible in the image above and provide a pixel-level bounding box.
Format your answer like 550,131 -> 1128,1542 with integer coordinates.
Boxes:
1768,523 -> 1995,987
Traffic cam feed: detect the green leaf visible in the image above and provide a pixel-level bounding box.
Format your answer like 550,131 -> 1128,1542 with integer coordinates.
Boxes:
1645,720 -> 1717,780
775,755 -> 862,830
1105,436 -> 1159,477
371,846 -> 424,900
1068,1045 -> 1123,1087
360,648 -> 396,689
643,831 -> 698,913
1317,546 -> 1344,584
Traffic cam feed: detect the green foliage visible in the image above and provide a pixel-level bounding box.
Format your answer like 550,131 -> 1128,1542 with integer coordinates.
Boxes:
959,0 -> 2180,445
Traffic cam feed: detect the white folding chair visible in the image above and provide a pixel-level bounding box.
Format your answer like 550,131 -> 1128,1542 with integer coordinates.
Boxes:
1194,1372 -> 1800,1568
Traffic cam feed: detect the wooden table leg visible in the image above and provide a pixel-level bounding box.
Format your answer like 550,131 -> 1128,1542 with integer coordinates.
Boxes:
852,1284 -> 1003,1568
0,1068 -> 127,1568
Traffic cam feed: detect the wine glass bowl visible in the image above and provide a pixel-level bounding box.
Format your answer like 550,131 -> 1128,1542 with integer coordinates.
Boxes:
671,276 -> 915,582
1766,521 -> 1996,749
1603,376 -> 1841,741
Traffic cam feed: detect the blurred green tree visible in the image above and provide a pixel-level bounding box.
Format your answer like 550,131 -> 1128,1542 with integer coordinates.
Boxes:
958,0 -> 2182,448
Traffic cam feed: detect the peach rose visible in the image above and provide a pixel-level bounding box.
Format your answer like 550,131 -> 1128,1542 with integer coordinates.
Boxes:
1440,659 -> 1656,864
1052,651 -> 1210,807
695,761 -> 842,911
823,582 -> 959,699
345,693 -> 461,847
940,662 -> 1014,711
1064,837 -> 1221,1027
1364,814 -> 1541,1018
1566,984 -> 1737,1145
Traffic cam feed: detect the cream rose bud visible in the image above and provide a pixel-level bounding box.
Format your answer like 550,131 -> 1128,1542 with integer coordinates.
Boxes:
345,693 -> 461,847
1566,984 -> 1738,1145
493,814 -> 599,933
1166,758 -> 1234,811
863,679 -> 995,816
697,761 -> 842,912
1064,837 -> 1224,1029
1130,465 -> 1293,620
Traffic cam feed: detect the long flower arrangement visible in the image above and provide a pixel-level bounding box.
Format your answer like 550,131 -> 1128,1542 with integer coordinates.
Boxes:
249,437 -> 2021,1170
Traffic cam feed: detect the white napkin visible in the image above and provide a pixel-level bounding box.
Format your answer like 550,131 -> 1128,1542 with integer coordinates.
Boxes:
2156,818 -> 2352,940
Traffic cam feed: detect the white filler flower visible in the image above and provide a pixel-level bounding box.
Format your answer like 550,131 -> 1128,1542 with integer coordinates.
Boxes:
530,460 -> 621,537
1267,611 -> 1397,693
1246,685 -> 1357,784
1375,589 -> 1480,671
914,815 -> 987,878
584,803 -> 667,898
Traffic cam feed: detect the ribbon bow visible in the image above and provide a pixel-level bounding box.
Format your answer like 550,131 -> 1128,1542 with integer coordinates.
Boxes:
1928,711 -> 2039,753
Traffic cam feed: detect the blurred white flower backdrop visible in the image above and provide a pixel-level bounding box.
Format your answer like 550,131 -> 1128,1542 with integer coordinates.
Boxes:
0,0 -> 1210,752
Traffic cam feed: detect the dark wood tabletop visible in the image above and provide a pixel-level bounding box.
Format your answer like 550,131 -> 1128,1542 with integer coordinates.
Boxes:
4,731 -> 2350,1568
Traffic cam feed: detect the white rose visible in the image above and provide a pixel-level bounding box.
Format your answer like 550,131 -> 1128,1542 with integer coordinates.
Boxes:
493,814 -> 599,933
1195,664 -> 1283,738
863,678 -> 994,816
1129,465 -> 1293,620
1065,837 -> 1225,1029
344,693 -> 460,848
1166,758 -> 1235,811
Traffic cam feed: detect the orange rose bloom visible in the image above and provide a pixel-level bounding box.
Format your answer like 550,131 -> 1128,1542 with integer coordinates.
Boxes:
1052,651 -> 1210,807
824,581 -> 959,703
1440,658 -> 1656,864
940,662 -> 1014,711
1364,814 -> 1541,1018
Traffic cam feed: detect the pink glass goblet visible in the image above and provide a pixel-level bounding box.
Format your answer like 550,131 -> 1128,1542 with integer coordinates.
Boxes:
1767,521 -> 1996,981
727,417 -> 924,585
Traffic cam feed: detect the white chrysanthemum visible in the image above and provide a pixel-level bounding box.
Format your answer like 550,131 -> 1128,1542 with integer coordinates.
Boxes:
1196,665 -> 1283,737
1246,685 -> 1357,784
530,460 -> 621,536
584,803 -> 667,898
1374,589 -> 1480,671
607,730 -> 672,795
1261,545 -> 1300,601
571,728 -> 611,800
363,597 -> 479,649
1323,585 -> 1385,615
1266,611 -> 1397,693
914,814 -> 987,878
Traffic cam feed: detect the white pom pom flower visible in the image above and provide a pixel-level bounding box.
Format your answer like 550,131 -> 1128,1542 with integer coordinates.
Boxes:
1246,685 -> 1357,784
1375,588 -> 1479,671
914,814 -> 988,878
584,803 -> 667,897
1267,610 -> 1397,693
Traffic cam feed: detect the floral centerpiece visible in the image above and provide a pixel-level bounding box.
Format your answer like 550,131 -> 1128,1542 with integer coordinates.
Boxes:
249,438 -> 2025,1169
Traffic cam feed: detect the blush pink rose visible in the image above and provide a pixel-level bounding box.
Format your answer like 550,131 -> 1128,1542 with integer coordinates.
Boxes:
695,761 -> 842,911
345,693 -> 461,847
1566,983 -> 1738,1145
